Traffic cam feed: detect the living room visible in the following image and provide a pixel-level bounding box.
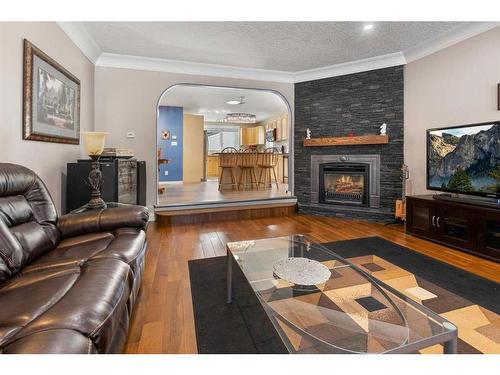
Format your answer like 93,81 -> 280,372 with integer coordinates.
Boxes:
1,1 -> 499,374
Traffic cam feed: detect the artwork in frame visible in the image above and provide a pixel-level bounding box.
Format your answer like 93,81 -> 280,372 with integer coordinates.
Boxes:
23,39 -> 81,144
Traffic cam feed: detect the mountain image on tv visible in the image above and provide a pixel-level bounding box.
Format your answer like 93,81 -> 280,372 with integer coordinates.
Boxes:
428,123 -> 500,195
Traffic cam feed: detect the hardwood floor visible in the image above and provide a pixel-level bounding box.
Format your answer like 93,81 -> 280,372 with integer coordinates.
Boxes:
124,213 -> 500,354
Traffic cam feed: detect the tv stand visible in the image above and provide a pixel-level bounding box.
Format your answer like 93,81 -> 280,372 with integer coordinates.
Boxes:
406,195 -> 499,262
432,194 -> 500,209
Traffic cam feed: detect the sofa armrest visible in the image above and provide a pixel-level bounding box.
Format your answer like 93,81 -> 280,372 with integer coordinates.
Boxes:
58,205 -> 149,239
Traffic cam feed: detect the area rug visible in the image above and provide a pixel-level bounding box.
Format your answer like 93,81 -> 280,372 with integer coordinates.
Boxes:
188,236 -> 500,354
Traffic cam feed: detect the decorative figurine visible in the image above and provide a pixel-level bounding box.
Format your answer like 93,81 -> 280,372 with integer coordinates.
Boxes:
380,123 -> 387,135
306,128 -> 311,139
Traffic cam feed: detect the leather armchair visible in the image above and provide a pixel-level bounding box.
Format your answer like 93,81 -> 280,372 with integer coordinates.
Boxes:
58,205 -> 149,239
0,163 -> 149,353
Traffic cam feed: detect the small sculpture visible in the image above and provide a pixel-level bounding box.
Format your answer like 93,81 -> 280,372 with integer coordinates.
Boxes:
306,128 -> 311,139
380,123 -> 387,135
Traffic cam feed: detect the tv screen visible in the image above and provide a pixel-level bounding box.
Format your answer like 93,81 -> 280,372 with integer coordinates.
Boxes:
427,122 -> 500,198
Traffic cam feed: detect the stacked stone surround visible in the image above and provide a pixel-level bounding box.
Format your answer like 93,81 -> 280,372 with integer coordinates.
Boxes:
294,65 -> 404,222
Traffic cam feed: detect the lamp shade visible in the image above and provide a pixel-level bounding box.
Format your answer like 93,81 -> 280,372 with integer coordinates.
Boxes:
81,132 -> 109,156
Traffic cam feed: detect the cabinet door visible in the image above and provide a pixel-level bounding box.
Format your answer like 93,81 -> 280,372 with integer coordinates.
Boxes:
250,127 -> 257,145
435,204 -> 476,250
281,117 -> 288,140
477,212 -> 500,261
257,126 -> 265,144
241,128 -> 250,145
406,198 -> 436,238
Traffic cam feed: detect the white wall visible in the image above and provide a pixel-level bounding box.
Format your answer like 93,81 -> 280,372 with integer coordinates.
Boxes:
0,22 -> 95,213
94,66 -> 294,208
404,26 -> 500,196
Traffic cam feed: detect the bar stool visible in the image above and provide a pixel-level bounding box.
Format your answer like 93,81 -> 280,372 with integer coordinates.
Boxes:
258,147 -> 280,190
238,150 -> 259,190
218,147 -> 238,191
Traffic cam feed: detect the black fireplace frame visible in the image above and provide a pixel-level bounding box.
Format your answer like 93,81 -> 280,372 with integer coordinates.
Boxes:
318,162 -> 370,207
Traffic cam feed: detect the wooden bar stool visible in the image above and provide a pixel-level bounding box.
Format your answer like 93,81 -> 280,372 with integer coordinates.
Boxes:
238,150 -> 259,190
258,147 -> 280,190
218,147 -> 238,191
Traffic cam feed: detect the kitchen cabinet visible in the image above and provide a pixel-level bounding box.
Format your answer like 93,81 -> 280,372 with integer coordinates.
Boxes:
240,126 -> 264,145
206,155 -> 219,178
266,115 -> 289,142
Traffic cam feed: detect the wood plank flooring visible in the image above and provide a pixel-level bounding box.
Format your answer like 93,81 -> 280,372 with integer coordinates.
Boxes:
124,214 -> 500,354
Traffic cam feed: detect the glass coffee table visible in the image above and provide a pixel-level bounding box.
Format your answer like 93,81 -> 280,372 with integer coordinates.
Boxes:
226,235 -> 458,354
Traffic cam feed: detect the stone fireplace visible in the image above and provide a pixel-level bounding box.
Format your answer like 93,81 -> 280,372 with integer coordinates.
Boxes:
294,65 -> 403,222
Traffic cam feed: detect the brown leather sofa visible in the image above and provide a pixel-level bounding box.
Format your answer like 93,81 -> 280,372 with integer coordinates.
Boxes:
0,163 -> 149,353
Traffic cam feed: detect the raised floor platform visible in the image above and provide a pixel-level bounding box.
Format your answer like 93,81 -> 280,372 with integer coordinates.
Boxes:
155,198 -> 297,225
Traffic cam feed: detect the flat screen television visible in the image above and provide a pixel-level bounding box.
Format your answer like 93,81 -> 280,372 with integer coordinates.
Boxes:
427,121 -> 500,198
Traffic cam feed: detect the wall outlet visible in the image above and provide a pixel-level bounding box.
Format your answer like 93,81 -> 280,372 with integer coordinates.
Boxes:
164,170 -> 168,176
126,131 -> 135,139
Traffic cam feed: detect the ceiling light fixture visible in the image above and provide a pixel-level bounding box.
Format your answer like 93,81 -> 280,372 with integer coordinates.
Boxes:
226,96 -> 245,105
217,113 -> 256,124
363,23 -> 374,31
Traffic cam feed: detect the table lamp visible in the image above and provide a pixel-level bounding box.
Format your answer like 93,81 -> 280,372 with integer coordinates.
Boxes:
81,131 -> 109,209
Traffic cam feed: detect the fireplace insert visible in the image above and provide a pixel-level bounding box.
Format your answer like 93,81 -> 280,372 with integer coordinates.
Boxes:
319,163 -> 370,206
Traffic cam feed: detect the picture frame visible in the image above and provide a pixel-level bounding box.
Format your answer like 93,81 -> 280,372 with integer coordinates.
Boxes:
498,83 -> 500,110
23,39 -> 81,144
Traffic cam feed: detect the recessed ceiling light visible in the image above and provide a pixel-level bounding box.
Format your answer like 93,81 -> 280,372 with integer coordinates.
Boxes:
363,24 -> 374,31
226,96 -> 245,105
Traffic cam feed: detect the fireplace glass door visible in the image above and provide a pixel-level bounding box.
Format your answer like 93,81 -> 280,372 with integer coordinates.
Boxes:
319,163 -> 369,206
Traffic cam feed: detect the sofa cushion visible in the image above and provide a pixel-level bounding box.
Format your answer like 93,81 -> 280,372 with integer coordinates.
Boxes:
0,257 -> 131,353
0,164 -> 59,282
1,329 -> 97,354
27,228 -> 146,277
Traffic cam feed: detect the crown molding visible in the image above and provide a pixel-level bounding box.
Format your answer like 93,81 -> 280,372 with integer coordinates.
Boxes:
56,21 -> 102,63
59,21 -> 499,83
404,22 -> 500,63
96,52 -> 408,84
95,53 -> 295,83
293,52 -> 406,83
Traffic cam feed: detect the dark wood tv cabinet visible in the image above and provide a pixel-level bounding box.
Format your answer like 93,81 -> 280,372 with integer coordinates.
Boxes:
406,195 -> 500,262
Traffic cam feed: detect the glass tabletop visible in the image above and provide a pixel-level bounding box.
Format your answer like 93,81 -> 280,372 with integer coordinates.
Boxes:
226,234 -> 457,354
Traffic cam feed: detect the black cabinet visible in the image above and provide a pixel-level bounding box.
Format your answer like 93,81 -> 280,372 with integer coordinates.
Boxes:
406,198 -> 435,238
406,195 -> 499,262
477,212 -> 500,260
66,159 -> 146,213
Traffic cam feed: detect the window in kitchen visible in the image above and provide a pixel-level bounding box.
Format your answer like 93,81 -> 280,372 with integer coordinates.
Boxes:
208,129 -> 240,153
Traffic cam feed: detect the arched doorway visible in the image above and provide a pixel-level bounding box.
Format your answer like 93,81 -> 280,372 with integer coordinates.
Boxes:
156,84 -> 293,207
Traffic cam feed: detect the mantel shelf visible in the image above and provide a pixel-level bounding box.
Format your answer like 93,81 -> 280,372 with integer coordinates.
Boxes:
303,134 -> 389,147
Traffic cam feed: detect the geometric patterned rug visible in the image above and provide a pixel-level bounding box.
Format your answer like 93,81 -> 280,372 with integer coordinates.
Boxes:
325,237 -> 500,354
188,236 -> 500,354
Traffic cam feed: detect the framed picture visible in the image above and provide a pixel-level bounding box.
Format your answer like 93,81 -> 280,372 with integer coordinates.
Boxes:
23,39 -> 81,144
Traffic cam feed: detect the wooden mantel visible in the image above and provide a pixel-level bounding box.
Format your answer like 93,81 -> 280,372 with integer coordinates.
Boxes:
303,134 -> 389,147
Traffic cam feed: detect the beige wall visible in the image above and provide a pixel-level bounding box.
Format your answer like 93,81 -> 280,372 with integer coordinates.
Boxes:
183,114 -> 204,183
404,26 -> 500,196
0,22 -> 95,213
94,66 -> 294,208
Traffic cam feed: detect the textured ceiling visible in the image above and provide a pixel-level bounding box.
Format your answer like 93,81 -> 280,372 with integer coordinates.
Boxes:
82,22 -> 465,71
159,85 -> 288,122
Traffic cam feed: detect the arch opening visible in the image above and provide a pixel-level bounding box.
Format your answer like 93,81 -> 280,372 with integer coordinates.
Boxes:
155,84 -> 293,207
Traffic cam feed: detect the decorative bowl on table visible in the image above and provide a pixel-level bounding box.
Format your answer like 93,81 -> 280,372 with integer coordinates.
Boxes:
273,257 -> 331,290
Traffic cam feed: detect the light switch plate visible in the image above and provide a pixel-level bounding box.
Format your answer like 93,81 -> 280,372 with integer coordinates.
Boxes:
126,131 -> 135,139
